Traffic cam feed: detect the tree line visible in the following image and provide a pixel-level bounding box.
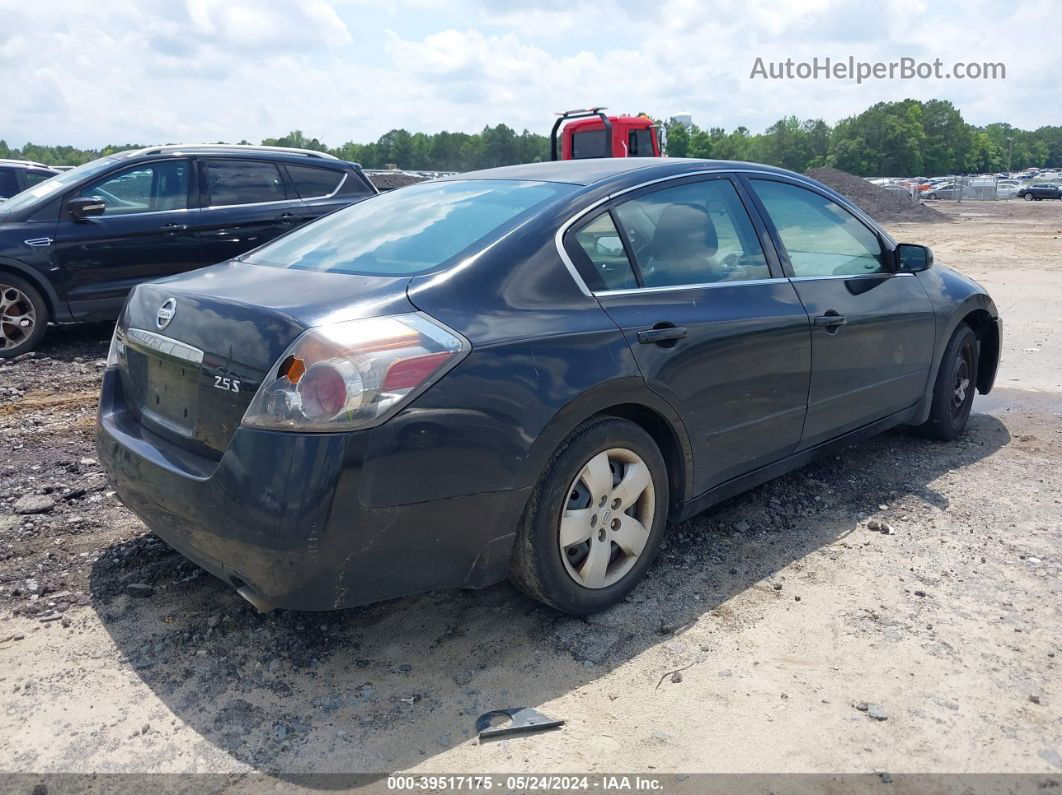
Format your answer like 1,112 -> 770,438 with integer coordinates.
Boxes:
3,99 -> 1059,176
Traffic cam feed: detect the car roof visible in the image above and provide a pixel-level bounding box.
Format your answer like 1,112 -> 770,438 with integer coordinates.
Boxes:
107,144 -> 358,169
444,157 -> 800,187
0,159 -> 55,170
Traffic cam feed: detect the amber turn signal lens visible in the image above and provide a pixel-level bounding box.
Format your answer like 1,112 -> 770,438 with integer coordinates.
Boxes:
279,355 -> 306,383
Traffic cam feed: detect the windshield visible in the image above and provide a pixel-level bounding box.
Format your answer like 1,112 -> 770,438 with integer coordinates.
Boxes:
246,179 -> 577,276
0,156 -> 119,213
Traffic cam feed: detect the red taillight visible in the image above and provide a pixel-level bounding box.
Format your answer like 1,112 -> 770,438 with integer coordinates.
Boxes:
382,352 -> 454,391
242,314 -> 469,432
299,364 -> 349,420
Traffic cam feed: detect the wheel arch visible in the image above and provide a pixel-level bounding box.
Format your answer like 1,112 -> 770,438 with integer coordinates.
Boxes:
960,307 -> 1000,394
0,258 -> 64,322
517,377 -> 696,515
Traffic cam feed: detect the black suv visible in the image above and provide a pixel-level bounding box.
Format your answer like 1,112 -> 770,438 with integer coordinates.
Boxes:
0,145 -> 377,356
0,159 -> 60,201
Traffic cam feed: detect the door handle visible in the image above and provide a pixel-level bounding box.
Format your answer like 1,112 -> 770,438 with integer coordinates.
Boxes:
276,212 -> 297,224
161,223 -> 188,234
813,312 -> 847,329
637,325 -> 688,345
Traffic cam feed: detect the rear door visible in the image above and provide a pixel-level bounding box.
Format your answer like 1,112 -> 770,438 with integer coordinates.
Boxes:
53,158 -> 200,319
566,174 -> 811,495
196,158 -> 313,265
284,163 -> 374,221
744,176 -> 935,448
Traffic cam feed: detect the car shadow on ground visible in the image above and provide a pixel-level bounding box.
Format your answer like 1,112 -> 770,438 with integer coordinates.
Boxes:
90,411 -> 1009,782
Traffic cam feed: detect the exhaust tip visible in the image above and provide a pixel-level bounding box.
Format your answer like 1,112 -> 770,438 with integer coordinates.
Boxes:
233,579 -> 275,613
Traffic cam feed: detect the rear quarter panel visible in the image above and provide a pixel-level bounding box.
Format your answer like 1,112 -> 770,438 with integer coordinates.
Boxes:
359,205 -> 693,508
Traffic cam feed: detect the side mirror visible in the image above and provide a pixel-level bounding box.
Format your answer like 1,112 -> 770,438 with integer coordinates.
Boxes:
68,196 -> 106,220
896,243 -> 933,272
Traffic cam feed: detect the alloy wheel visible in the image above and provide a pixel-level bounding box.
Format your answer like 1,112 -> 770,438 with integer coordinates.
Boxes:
0,284 -> 37,352
558,448 -> 656,589
951,343 -> 974,419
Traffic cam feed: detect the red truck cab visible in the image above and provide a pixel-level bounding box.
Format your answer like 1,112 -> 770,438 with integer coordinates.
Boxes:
551,108 -> 662,160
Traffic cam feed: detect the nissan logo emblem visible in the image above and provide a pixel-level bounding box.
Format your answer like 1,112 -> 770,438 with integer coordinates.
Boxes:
156,298 -> 177,330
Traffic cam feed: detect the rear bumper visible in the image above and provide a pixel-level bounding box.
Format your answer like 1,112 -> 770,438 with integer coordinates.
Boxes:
95,369 -> 529,611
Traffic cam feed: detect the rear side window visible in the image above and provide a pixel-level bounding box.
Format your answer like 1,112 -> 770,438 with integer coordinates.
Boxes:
573,213 -> 638,290
0,169 -> 17,198
246,179 -> 576,276
750,179 -> 885,277
286,164 -> 344,199
612,178 -> 770,287
204,159 -> 286,206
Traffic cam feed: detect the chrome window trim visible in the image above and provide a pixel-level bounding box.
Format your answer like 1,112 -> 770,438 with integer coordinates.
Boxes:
293,171 -> 347,201
125,328 -> 204,366
788,272 -> 915,282
556,167 -> 898,298
77,207 -> 195,219
596,276 -> 788,297
204,197 -> 305,211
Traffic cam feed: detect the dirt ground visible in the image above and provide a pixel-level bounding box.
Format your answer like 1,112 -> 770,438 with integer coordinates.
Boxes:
0,199 -> 1060,784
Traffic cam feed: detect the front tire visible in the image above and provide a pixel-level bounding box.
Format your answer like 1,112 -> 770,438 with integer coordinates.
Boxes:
1023,193 -> 1033,201
915,324 -> 978,441
0,275 -> 48,358
510,417 -> 669,615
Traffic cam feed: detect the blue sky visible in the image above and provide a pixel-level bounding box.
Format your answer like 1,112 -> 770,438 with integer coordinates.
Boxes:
0,0 -> 1057,148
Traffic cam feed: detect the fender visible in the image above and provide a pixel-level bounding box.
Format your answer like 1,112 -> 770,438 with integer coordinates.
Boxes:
912,266 -> 1000,424
514,374 -> 696,510
0,255 -> 72,322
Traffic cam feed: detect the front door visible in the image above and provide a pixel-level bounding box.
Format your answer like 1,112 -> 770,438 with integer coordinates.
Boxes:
53,158 -> 200,320
745,176 -> 935,448
566,174 -> 811,495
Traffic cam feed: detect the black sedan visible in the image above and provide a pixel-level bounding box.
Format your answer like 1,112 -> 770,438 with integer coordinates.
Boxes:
96,158 -> 1001,615
1017,183 -> 1061,200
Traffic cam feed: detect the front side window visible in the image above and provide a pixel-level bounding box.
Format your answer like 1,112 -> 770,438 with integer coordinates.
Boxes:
246,179 -> 577,276
205,159 -> 286,206
628,128 -> 654,156
750,179 -> 885,277
78,160 -> 189,215
573,213 -> 638,290
613,178 -> 771,287
286,164 -> 344,199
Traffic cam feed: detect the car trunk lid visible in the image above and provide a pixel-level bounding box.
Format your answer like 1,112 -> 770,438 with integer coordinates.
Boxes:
117,261 -> 414,455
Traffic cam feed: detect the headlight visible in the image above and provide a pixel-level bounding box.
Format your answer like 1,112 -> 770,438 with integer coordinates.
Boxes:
241,313 -> 469,432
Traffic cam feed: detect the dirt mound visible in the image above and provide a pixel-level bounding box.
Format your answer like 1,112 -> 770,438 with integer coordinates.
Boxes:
365,171 -> 431,191
805,167 -> 947,224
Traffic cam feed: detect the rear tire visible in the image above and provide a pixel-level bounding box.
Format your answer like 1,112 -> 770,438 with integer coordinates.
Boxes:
0,274 -> 48,358
510,417 -> 669,615
915,324 -> 978,441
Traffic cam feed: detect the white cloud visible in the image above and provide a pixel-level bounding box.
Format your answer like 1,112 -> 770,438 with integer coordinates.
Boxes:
0,0 -> 1057,149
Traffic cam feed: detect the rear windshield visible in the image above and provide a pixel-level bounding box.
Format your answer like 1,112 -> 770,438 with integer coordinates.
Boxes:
246,179 -> 576,276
